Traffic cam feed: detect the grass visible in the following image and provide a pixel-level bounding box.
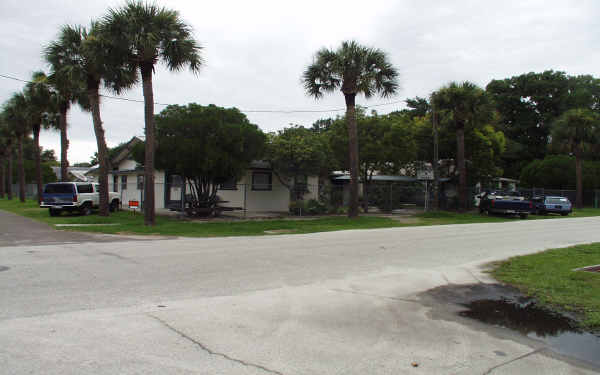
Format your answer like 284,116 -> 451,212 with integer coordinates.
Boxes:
1,198 -> 600,238
0,198 -> 405,237
492,243 -> 600,329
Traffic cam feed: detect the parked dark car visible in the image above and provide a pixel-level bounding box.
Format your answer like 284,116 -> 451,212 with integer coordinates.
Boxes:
531,196 -> 572,216
478,190 -> 532,219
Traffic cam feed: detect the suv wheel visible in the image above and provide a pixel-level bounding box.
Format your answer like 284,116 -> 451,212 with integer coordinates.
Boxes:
49,208 -> 60,217
80,203 -> 92,216
109,200 -> 119,212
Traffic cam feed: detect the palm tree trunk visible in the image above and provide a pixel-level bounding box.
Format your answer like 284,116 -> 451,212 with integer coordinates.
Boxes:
0,158 -> 5,199
17,134 -> 26,203
141,64 -> 156,226
575,149 -> 583,209
432,109 -> 439,210
33,124 -> 43,204
345,93 -> 359,218
7,145 -> 13,200
456,126 -> 467,211
362,169 -> 369,213
88,82 -> 110,216
59,104 -> 69,181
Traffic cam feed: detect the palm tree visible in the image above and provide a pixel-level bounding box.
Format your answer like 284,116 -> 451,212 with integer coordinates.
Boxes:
3,93 -> 31,203
44,43 -> 89,183
0,121 -> 14,199
302,40 -> 399,217
101,1 -> 203,225
45,24 -> 137,216
431,82 -> 491,211
552,108 -> 599,209
24,71 -> 57,204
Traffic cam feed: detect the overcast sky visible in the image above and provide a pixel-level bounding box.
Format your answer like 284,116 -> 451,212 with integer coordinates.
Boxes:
1,0 -> 599,164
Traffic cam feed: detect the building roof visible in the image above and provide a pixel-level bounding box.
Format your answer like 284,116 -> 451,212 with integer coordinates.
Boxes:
52,166 -> 94,181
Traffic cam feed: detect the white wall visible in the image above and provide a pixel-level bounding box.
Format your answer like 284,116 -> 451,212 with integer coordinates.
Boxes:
108,169 -> 165,209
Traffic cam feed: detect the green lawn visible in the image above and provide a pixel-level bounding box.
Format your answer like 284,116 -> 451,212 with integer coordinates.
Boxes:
1,198 -> 600,238
0,198 -> 405,237
492,243 -> 600,329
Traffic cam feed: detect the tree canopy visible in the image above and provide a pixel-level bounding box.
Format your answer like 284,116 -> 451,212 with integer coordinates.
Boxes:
150,103 -> 266,213
266,125 -> 330,198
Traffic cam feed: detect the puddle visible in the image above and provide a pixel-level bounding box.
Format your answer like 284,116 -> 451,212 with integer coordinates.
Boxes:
424,283 -> 600,368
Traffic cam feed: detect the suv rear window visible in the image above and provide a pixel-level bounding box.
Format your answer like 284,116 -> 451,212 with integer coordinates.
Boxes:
547,198 -> 569,204
44,184 -> 74,194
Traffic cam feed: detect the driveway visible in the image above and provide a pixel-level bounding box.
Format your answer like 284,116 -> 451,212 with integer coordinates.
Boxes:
1,211 -> 600,374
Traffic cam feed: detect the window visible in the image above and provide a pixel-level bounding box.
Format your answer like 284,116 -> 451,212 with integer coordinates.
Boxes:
77,184 -> 93,194
121,175 -> 128,190
220,177 -> 237,190
94,184 -> 100,192
252,172 -> 272,191
137,175 -> 144,190
113,176 -> 118,192
44,183 -> 74,194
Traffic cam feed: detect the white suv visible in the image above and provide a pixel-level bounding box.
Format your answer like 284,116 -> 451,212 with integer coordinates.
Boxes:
40,182 -> 120,216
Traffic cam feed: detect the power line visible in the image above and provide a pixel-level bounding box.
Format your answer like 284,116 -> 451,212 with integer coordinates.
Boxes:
1,73 -> 405,113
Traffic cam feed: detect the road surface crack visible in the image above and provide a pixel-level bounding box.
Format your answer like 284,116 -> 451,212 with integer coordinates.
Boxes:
330,288 -> 420,303
148,314 -> 284,375
483,348 -> 544,374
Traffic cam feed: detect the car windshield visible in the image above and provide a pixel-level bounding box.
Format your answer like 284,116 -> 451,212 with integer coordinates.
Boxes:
547,197 -> 569,204
44,184 -> 74,194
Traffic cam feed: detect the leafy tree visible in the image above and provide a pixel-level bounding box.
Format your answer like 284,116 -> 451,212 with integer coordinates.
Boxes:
551,108 -> 600,208
486,71 -> 600,177
266,125 -> 330,200
150,104 -> 265,215
328,111 -> 417,212
302,40 -> 399,217
431,82 -> 493,211
310,118 -> 334,134
101,1 -> 203,225
46,24 -> 137,215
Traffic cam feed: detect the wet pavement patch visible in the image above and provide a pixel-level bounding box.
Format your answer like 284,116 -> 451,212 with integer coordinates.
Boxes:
422,283 -> 600,368
0,266 -> 10,272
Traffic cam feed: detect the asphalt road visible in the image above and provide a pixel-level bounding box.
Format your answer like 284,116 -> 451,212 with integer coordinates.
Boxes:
1,209 -> 600,374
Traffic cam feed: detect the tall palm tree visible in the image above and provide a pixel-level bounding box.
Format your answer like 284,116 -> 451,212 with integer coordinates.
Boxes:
24,71 -> 57,204
44,43 -> 89,183
302,40 -> 399,217
431,82 -> 491,211
101,1 -> 203,225
46,24 -> 137,216
0,121 -> 14,199
3,93 -> 31,203
552,108 -> 599,209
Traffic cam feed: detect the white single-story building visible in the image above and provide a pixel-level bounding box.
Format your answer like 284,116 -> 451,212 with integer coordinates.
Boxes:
87,137 -> 319,213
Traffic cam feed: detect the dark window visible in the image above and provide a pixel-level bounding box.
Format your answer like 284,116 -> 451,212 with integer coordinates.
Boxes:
220,177 -> 237,190
137,175 -> 144,190
113,176 -> 118,192
44,183 -> 74,194
94,184 -> 100,192
121,175 -> 128,190
252,172 -> 272,191
77,184 -> 93,194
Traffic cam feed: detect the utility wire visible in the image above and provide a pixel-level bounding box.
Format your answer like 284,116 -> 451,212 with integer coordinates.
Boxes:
1,73 -> 405,113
